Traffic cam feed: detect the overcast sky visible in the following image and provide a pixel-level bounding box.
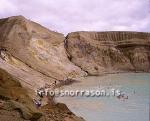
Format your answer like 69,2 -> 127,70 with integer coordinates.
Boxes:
0,0 -> 150,34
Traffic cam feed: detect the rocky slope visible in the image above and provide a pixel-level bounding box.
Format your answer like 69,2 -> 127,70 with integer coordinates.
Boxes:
0,68 -> 42,120
66,31 -> 150,75
0,16 -> 86,81
0,68 -> 85,121
0,16 -> 86,121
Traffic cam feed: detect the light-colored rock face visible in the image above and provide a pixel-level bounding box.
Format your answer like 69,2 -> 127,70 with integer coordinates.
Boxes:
0,16 -> 149,83
0,16 -> 85,80
66,31 -> 150,75
0,16 -> 86,121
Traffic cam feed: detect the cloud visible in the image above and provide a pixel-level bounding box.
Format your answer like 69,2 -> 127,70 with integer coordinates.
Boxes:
0,0 -> 150,34
0,0 -> 17,16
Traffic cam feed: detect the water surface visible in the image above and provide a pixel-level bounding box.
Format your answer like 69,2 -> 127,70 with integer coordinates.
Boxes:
56,73 -> 150,121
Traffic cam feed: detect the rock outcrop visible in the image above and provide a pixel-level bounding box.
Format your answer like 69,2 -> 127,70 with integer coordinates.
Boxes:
0,16 -> 85,81
0,68 -> 42,120
0,68 -> 85,121
66,31 -> 150,75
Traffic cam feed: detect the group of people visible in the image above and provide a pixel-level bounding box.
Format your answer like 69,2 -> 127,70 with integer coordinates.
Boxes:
33,78 -> 75,108
33,81 -> 57,108
117,94 -> 128,100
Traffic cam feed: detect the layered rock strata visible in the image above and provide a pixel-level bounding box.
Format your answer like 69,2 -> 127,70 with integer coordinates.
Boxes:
66,31 -> 150,75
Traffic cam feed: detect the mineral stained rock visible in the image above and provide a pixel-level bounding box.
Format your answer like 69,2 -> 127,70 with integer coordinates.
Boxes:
0,16 -> 86,81
66,31 -> 150,75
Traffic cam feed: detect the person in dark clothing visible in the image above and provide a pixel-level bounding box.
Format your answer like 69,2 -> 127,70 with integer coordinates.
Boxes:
37,88 -> 45,98
54,81 -> 57,86
33,99 -> 42,108
0,48 -> 7,60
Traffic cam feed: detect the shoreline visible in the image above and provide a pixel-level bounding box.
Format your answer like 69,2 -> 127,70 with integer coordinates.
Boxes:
55,71 -> 150,89
85,70 -> 150,77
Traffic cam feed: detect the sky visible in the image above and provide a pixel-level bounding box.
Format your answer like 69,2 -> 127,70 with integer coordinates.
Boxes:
0,0 -> 150,34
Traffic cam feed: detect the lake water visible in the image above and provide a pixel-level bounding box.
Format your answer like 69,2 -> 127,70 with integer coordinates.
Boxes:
56,73 -> 150,121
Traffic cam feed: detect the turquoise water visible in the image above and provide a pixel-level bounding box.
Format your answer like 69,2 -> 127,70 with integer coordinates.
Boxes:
56,73 -> 150,121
